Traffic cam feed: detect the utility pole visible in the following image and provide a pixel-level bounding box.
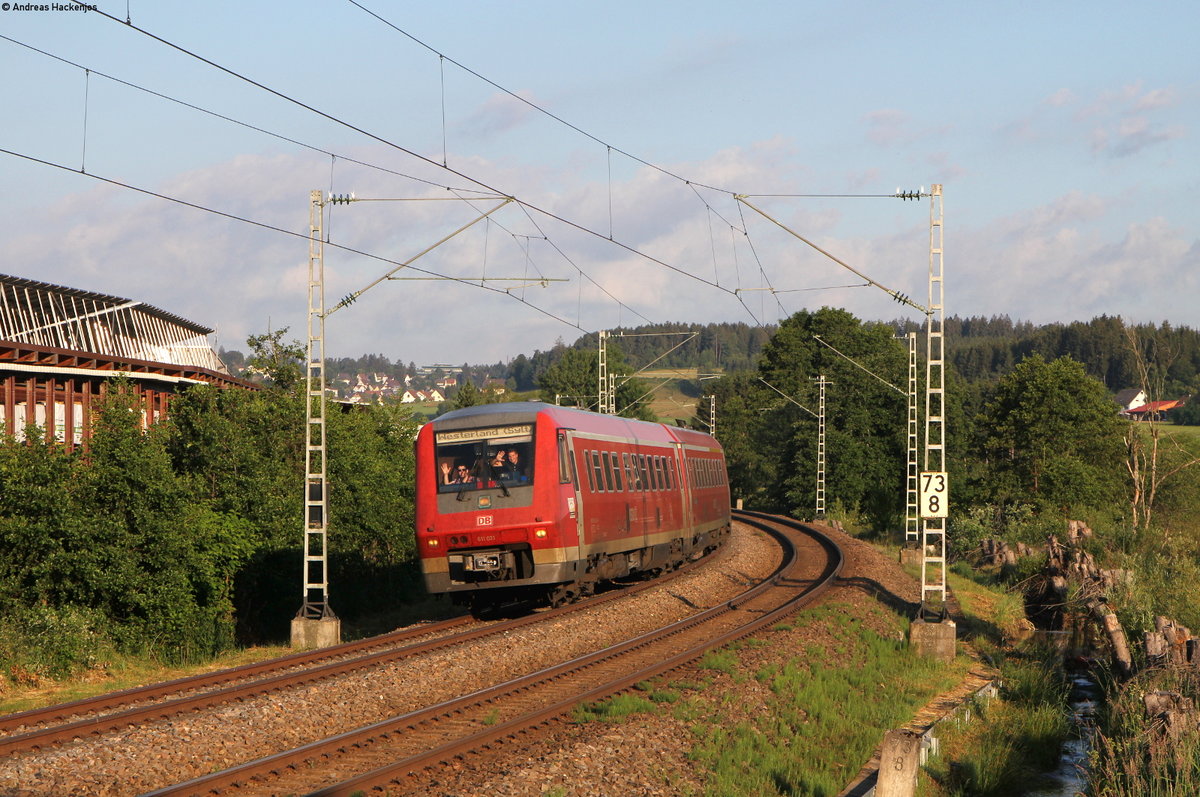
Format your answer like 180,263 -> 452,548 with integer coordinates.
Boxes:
597,329 -> 610,414
709,395 -> 716,437
291,188 -> 524,649
815,374 -> 828,520
906,331 -> 919,544
920,185 -> 946,614
293,189 -> 339,649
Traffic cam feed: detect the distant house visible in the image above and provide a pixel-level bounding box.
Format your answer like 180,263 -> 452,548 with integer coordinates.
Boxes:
484,379 -> 507,396
401,388 -> 445,404
1114,389 -> 1147,415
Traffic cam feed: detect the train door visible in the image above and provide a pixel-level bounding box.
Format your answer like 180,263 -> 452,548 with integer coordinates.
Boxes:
635,447 -> 654,548
557,429 -> 585,549
674,442 -> 692,535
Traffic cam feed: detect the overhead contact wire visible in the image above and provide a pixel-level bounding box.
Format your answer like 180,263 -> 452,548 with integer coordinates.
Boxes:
82,9 -> 737,302
0,146 -> 584,333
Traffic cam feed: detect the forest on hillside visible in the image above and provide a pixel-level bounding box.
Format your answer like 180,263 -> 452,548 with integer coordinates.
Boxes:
222,316 -> 1200,412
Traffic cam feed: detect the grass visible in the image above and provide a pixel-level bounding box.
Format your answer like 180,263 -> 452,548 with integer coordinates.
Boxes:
555,598 -> 971,796
572,692 -> 658,723
0,643 -> 291,715
918,560 -> 1073,797
919,650 -> 1071,796
1089,667 -> 1200,796
684,603 -> 969,797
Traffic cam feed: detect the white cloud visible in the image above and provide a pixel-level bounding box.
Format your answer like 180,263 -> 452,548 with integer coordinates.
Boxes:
8,133 -> 1197,369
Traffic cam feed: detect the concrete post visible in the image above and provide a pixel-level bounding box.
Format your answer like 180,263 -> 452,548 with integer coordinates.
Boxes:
876,729 -> 922,797
910,618 -> 957,663
291,616 -> 341,649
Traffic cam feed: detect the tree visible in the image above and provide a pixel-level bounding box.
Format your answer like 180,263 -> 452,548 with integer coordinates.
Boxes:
976,354 -> 1126,513
537,346 -> 654,419
245,328 -> 304,390
453,380 -> 481,409
775,310 -> 908,530
703,372 -> 776,508
509,354 -> 536,392
711,308 -> 909,530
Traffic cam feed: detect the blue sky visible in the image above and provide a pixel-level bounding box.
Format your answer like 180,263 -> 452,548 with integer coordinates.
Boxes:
1,1 -> 1195,366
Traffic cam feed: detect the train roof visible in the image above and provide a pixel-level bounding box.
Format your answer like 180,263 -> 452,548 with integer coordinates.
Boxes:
430,402 -> 721,449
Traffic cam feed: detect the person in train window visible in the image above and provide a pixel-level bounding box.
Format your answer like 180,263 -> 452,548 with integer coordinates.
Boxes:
503,449 -> 528,482
440,461 -> 471,484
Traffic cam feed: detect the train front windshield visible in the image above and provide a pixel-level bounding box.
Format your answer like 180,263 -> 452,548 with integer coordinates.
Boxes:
434,423 -> 535,492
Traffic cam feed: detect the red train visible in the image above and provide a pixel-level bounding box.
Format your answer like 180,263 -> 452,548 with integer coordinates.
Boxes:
415,402 -> 731,609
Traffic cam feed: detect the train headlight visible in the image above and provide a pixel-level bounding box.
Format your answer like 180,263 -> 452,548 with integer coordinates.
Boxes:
534,528 -> 548,538
428,538 -> 439,547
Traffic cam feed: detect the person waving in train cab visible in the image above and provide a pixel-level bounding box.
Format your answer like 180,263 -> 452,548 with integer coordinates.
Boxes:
502,449 -> 527,482
439,461 -> 473,489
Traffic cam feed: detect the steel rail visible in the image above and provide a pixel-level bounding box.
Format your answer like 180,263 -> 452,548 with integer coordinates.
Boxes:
0,617 -> 473,738
149,512 -> 839,796
0,537 -> 727,756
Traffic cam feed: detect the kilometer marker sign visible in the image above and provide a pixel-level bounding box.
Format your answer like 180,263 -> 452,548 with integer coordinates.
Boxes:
920,471 -> 949,518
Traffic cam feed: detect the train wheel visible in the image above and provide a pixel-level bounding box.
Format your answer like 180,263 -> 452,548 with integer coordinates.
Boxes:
548,583 -> 579,608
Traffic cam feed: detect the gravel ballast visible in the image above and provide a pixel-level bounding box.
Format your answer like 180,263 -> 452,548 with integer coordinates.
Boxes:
0,522 -> 782,796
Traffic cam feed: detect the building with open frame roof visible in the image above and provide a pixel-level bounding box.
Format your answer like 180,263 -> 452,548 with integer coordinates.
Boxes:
0,273 -> 253,450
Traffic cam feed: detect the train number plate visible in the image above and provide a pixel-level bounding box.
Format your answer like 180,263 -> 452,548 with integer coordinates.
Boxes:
476,515 -> 494,526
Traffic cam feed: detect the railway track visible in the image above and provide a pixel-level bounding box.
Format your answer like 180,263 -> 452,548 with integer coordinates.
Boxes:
147,511 -> 841,796
0,529 -> 729,759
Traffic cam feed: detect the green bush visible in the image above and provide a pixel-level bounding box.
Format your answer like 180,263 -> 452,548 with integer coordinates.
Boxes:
0,604 -> 116,683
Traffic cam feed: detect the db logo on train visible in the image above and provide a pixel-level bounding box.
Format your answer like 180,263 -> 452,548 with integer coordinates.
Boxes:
476,515 -> 494,526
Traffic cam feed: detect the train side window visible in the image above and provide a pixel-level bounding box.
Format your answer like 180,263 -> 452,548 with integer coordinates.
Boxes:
656,457 -> 667,490
666,458 -> 675,490
622,453 -> 636,491
638,454 -> 650,491
610,450 -> 623,491
652,456 -> 663,491
592,451 -> 606,492
601,451 -> 614,492
647,456 -> 657,491
583,450 -> 595,492
557,431 -> 572,484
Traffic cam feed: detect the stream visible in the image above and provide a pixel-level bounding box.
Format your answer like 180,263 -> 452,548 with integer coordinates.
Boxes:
1027,671 -> 1100,797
